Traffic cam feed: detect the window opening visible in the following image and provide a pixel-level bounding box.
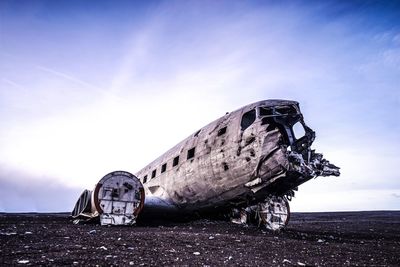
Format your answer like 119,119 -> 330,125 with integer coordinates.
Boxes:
259,107 -> 273,116
173,156 -> 179,167
217,126 -> 227,136
241,109 -> 256,131
151,169 -> 156,179
143,175 -> 148,183
194,129 -> 201,137
223,162 -> 229,171
293,121 -> 305,139
161,163 -> 167,173
275,106 -> 297,115
187,147 -> 195,160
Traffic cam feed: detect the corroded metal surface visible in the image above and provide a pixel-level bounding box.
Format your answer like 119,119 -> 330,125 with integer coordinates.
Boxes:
72,171 -> 144,225
258,196 -> 290,231
72,100 -> 340,230
134,100 -> 339,230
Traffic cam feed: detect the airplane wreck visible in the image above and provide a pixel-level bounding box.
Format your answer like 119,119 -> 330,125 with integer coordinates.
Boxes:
72,100 -> 340,231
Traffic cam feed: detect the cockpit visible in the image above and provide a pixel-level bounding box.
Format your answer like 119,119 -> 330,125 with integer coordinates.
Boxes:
240,104 -> 314,157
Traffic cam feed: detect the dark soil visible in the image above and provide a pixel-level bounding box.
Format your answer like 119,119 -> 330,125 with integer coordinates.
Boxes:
1,211 -> 399,266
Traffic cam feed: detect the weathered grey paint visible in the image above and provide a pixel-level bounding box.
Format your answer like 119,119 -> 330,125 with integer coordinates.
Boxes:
72,99 -> 340,230
72,171 -> 144,225
135,100 -> 340,218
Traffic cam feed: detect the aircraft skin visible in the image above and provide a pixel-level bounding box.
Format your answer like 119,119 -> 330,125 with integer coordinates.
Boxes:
72,99 -> 340,230
135,100 -> 340,221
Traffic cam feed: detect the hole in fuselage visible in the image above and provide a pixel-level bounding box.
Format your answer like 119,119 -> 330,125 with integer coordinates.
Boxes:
223,162 -> 229,171
218,127 -> 227,136
187,147 -> 195,160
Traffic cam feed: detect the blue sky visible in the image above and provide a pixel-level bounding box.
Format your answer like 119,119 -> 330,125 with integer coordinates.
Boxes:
0,0 -> 399,212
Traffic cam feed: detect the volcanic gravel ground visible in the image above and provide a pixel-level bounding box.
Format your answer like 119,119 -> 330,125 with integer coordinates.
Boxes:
0,211 -> 399,266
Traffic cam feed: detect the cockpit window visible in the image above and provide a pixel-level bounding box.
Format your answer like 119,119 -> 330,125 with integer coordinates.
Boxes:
259,107 -> 273,116
275,106 -> 297,115
241,109 -> 256,131
292,121 -> 305,139
259,105 -> 298,118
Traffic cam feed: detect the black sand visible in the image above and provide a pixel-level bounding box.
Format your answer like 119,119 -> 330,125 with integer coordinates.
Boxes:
1,211 -> 399,266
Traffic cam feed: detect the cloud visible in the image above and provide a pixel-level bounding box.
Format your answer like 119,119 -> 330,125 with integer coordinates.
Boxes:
1,78 -> 25,90
0,0 -> 399,212
392,193 -> 400,199
36,65 -> 101,91
292,189 -> 400,212
382,48 -> 400,69
0,166 -> 82,212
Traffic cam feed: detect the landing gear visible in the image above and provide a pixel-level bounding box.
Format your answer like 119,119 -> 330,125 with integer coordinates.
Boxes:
230,195 -> 290,231
258,196 -> 290,231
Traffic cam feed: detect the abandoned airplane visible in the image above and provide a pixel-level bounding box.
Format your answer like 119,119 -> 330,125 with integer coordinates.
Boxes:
72,100 -> 340,231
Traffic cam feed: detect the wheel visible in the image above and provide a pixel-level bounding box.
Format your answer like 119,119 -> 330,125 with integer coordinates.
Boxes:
258,196 -> 290,231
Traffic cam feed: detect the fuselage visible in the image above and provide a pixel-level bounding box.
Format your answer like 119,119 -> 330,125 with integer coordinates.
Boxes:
135,99 -> 338,216
71,99 -> 340,227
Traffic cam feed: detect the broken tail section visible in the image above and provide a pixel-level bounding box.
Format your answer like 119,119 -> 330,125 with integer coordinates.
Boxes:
71,171 -> 145,225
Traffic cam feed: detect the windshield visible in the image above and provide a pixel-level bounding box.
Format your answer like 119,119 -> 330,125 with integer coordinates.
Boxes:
258,104 -> 306,146
241,109 -> 256,131
259,105 -> 300,119
292,121 -> 306,139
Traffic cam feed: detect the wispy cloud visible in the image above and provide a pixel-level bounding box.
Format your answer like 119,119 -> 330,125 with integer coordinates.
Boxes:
36,65 -> 101,91
1,78 -> 25,90
0,166 -> 81,212
0,0 -> 399,212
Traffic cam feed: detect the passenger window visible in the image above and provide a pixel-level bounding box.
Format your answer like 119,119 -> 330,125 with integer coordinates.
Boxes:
217,126 -> 227,136
187,147 -> 195,160
173,156 -> 179,167
241,109 -> 256,131
151,169 -> 156,178
161,163 -> 167,173
143,175 -> 148,183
